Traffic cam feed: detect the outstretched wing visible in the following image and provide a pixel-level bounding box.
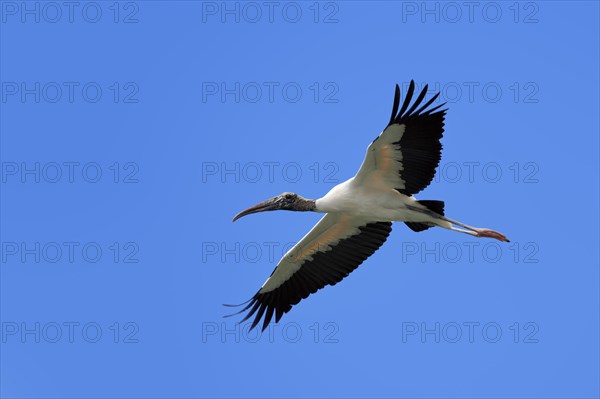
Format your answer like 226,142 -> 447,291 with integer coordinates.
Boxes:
228,214 -> 392,331
354,80 -> 447,196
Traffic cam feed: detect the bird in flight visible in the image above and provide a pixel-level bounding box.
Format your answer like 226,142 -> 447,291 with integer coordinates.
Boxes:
227,80 -> 509,331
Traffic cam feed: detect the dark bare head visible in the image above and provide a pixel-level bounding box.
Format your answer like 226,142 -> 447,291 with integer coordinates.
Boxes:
232,192 -> 316,222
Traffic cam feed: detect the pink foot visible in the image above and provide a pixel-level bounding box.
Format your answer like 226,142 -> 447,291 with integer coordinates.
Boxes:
473,228 -> 510,242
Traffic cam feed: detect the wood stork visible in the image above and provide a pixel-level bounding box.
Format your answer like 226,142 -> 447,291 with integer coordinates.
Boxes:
227,80 -> 509,331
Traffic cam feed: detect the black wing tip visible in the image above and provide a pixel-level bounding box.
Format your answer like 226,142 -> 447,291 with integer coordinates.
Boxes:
423,102 -> 448,115
222,298 -> 252,308
223,291 -> 281,332
389,84 -> 401,125
388,80 -> 445,126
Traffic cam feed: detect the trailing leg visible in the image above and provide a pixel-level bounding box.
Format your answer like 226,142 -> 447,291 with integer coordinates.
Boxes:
405,202 -> 509,242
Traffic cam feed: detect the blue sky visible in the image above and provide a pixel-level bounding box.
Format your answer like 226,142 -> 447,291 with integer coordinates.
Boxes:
1,1 -> 599,398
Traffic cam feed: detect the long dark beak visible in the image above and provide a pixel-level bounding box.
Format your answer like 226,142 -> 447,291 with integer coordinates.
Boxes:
232,197 -> 280,222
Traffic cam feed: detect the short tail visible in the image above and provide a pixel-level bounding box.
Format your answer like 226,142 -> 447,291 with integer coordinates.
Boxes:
405,200 -> 445,232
